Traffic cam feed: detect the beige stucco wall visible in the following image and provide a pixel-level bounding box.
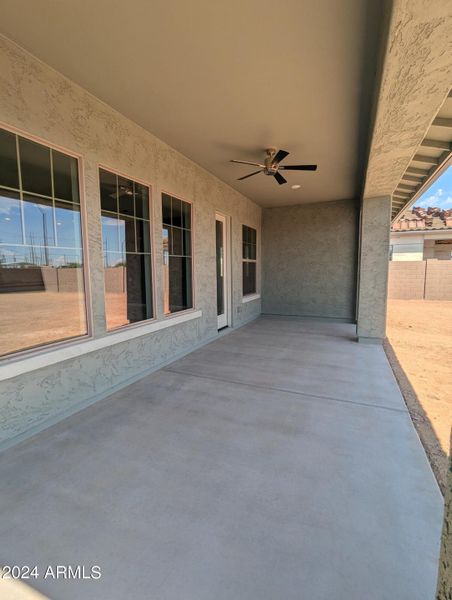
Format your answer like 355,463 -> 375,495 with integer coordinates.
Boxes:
356,195 -> 392,341
363,0 -> 452,200
0,37 -> 261,447
262,199 -> 358,320
436,430 -> 452,600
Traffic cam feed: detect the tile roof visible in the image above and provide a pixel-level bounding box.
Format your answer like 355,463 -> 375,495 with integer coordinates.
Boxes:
391,206 -> 452,231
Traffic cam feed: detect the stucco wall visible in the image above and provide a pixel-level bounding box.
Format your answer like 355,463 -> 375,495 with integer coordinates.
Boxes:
0,37 -> 261,447
356,195 -> 391,341
261,199 -> 358,320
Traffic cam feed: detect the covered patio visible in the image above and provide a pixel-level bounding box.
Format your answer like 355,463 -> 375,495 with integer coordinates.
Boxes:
0,317 -> 442,600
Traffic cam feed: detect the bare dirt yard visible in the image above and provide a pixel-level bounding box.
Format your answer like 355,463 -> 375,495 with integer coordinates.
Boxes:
386,299 -> 452,491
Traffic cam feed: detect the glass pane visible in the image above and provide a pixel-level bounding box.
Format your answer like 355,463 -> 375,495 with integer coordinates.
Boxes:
136,219 -> 150,253
172,226 -> 182,256
118,176 -> 134,216
55,201 -> 82,249
181,201 -> 191,230
0,245 -> 87,356
0,129 -> 19,189
53,150 -> 79,203
243,242 -> 249,260
104,251 -> 127,329
169,256 -> 192,313
250,227 -> 257,245
102,213 -> 120,253
216,220 -> 224,317
0,138 -> 87,357
249,243 -> 256,261
183,229 -> 191,256
23,194 -> 55,247
134,183 -> 149,220
125,253 -> 152,322
0,189 -> 22,245
99,169 -> 117,213
19,137 -> 52,197
162,227 -> 169,255
242,225 -> 249,245
104,251 -> 152,330
104,249 -> 125,268
162,193 -> 171,225
118,214 -> 136,253
171,197 -> 182,227
243,261 -> 256,295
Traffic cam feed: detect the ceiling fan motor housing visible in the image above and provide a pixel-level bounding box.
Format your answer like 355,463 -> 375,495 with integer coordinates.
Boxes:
264,148 -> 278,175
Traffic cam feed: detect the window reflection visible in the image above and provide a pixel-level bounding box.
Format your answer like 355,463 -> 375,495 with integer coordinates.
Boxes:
0,129 -> 87,357
242,225 -> 257,295
100,169 -> 153,330
162,194 -> 193,314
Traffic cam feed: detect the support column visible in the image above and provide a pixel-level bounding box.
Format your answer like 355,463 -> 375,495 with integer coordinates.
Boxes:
356,195 -> 391,342
436,430 -> 452,599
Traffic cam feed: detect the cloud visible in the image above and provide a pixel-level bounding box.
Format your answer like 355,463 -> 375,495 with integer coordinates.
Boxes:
416,188 -> 452,209
0,197 -> 20,215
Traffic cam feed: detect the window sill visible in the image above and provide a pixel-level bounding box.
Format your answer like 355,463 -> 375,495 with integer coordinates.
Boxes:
0,309 -> 202,382
242,293 -> 261,303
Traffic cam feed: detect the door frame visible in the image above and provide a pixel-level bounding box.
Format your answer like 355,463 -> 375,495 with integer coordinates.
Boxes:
215,212 -> 232,329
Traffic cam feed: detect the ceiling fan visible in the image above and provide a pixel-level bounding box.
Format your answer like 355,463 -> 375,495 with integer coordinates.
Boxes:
230,148 -> 317,185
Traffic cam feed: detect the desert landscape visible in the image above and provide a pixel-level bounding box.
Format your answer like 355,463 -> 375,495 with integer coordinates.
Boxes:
386,298 -> 452,489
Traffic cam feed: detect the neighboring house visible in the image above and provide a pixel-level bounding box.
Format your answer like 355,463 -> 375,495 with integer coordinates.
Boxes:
390,206 -> 452,261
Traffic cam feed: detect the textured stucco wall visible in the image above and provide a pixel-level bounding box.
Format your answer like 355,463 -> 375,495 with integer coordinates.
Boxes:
0,37 -> 261,447
363,0 -> 452,200
262,199 -> 358,320
356,196 -> 391,341
436,430 -> 452,600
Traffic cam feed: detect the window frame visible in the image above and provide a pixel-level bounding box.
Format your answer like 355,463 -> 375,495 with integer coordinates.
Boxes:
98,163 -> 156,333
0,121 -> 92,361
161,190 -> 195,316
242,223 -> 258,298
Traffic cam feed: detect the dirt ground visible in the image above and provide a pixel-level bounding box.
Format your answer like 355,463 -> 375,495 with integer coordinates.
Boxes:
0,291 -> 133,356
0,291 -> 87,356
386,299 -> 452,491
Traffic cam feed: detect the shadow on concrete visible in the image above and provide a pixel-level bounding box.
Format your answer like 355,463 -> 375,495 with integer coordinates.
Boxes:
384,338 -> 448,494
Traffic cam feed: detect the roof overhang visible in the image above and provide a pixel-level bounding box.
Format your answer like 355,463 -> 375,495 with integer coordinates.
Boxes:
361,0 -> 452,215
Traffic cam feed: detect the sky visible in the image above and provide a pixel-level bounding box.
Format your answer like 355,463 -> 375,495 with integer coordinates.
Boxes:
415,166 -> 452,209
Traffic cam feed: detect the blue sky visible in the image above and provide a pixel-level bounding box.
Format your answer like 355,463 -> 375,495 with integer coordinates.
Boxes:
415,166 -> 452,209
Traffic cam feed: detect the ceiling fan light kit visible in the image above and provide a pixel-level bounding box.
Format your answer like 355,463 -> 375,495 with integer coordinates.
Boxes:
230,148 -> 317,185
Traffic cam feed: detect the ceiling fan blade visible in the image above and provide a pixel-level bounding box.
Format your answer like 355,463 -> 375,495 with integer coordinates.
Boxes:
274,171 -> 287,185
237,170 -> 262,181
272,149 -> 289,164
230,159 -> 265,167
279,164 -> 317,171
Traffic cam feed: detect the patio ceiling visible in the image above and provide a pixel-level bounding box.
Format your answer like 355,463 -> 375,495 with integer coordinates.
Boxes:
0,0 -> 385,207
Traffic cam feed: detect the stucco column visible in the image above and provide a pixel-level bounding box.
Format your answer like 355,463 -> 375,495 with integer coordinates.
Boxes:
356,195 -> 391,342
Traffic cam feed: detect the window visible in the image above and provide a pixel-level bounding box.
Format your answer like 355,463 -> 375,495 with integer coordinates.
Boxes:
242,225 -> 257,295
0,127 -> 87,357
162,193 -> 192,314
100,168 -> 153,330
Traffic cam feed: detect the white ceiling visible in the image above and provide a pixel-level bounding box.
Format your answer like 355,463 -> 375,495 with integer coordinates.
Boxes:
0,0 -> 383,207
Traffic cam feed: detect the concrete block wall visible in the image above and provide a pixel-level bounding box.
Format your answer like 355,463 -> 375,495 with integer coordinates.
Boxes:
425,260 -> 452,301
387,261 -> 425,299
388,260 -> 452,301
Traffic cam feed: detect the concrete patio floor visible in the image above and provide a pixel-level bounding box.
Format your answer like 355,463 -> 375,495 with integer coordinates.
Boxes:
0,317 -> 443,600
